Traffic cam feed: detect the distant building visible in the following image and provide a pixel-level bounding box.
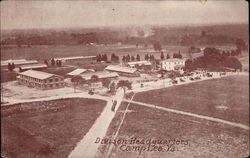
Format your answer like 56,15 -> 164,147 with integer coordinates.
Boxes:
127,60 -> 152,68
67,68 -> 95,77
1,59 -> 38,70
80,71 -> 119,81
105,65 -> 140,77
161,59 -> 186,71
80,71 -> 119,88
19,64 -> 47,72
17,70 -> 65,89
54,56 -> 96,65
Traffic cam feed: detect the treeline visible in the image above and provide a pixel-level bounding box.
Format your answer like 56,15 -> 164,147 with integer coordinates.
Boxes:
1,24 -> 248,48
185,47 -> 242,71
44,59 -> 62,67
96,53 -> 119,63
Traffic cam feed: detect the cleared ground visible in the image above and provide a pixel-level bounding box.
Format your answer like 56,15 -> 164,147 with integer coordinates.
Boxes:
133,75 -> 249,125
99,103 -> 249,158
1,98 -> 106,158
2,81 -> 76,100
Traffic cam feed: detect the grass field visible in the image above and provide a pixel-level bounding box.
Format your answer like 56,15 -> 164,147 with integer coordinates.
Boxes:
99,103 -> 248,158
1,44 -> 192,62
1,98 -> 106,158
133,75 -> 249,125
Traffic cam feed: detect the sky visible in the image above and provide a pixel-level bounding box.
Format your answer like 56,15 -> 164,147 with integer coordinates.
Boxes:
0,0 -> 248,30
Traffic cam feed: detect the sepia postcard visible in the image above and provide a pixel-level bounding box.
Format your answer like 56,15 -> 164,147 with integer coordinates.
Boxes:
1,0 -> 249,158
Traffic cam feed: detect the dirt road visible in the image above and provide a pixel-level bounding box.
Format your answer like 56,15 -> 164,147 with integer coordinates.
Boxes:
68,88 -> 124,158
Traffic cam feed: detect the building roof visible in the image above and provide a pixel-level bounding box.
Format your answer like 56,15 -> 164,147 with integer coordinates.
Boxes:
20,64 -> 48,70
1,59 -> 38,66
105,65 -> 137,74
19,70 -> 61,80
127,60 -> 152,66
54,56 -> 96,61
161,58 -> 186,63
80,71 -> 118,80
67,68 -> 94,76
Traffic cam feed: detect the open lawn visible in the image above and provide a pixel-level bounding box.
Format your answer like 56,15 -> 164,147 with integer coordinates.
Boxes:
97,103 -> 249,158
1,98 -> 106,158
1,44 -> 191,62
133,75 -> 249,125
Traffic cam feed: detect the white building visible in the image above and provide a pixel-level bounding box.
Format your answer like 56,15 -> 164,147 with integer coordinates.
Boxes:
105,65 -> 140,77
54,56 -> 96,63
67,68 -> 95,77
1,59 -> 38,69
19,64 -> 47,72
161,59 -> 186,71
17,70 -> 65,89
127,60 -> 152,68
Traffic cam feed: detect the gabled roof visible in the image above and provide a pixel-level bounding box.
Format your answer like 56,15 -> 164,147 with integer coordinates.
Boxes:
161,58 -> 186,63
54,56 -> 96,61
20,64 -> 47,69
80,71 -> 118,80
19,70 -> 61,80
105,65 -> 137,74
67,68 -> 94,76
1,59 -> 38,66
127,60 -> 152,66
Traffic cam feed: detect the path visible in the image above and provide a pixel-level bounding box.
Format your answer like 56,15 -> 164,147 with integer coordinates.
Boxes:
129,72 -> 248,93
123,99 -> 249,130
68,88 -> 124,158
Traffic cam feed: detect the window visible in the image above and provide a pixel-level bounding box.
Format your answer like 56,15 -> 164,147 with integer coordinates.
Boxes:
50,84 -> 53,88
49,79 -> 53,82
55,78 -> 59,82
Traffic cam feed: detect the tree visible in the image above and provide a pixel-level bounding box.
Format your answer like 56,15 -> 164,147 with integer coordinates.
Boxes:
111,53 -> 119,63
235,38 -> 247,51
126,54 -> 131,62
166,54 -> 170,59
111,53 -> 115,62
131,56 -> 135,61
153,41 -> 162,51
44,60 -> 49,66
58,60 -> 62,66
150,55 -> 155,61
8,63 -> 12,71
102,78 -> 111,88
231,50 -> 236,56
8,63 -> 15,71
91,75 -> 99,82
96,54 -> 101,62
223,57 -> 242,71
109,82 -> 116,94
51,58 -> 55,66
160,52 -> 165,60
117,80 -> 132,90
184,59 -> 194,71
136,54 -> 140,61
101,54 -> 108,62
122,56 -> 126,62
71,75 -> 83,93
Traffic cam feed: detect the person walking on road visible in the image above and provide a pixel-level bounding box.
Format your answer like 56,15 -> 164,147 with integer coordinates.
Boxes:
111,100 -> 117,112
